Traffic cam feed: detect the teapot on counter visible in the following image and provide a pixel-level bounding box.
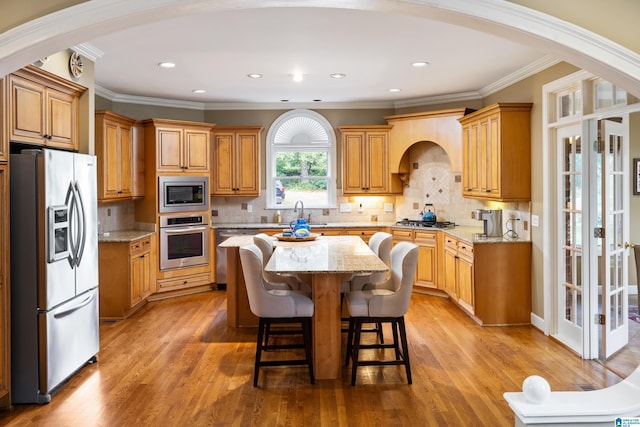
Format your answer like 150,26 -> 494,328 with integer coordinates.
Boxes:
289,218 -> 311,232
419,203 -> 437,222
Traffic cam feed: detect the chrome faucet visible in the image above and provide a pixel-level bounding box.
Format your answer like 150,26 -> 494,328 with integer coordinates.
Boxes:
294,200 -> 304,219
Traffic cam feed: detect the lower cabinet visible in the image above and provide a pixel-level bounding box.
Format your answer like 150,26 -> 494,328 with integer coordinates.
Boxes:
99,235 -> 155,320
392,228 -> 441,294
414,230 -> 438,291
443,235 -> 474,312
442,233 -> 531,325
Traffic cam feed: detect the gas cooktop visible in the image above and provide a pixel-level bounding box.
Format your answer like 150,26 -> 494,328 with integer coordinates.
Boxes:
395,219 -> 456,229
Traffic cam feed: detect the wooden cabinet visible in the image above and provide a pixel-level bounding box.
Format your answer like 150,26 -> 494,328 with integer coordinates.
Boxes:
212,126 -> 261,196
95,111 -> 135,201
393,228 -> 440,294
458,103 -> 532,201
443,235 -> 476,314
414,230 -> 438,292
344,228 -> 377,243
340,126 -> 402,195
141,119 -> 212,174
443,232 -> 531,325
0,165 -> 9,406
98,235 -> 156,320
6,66 -> 84,151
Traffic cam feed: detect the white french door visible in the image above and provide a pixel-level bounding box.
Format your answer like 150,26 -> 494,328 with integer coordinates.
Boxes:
593,117 -> 630,359
556,125 -> 586,354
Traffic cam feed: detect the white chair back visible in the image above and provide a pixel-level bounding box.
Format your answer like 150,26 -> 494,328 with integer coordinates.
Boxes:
367,232 -> 392,283
368,241 -> 418,317
239,244 -> 298,318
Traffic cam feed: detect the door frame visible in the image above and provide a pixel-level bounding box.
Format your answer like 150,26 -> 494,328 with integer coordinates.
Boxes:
543,70 -> 639,358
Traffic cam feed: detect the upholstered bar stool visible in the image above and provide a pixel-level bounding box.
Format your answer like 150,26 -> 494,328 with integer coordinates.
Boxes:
344,241 -> 418,385
239,244 -> 314,387
254,233 -> 311,293
341,231 -> 393,339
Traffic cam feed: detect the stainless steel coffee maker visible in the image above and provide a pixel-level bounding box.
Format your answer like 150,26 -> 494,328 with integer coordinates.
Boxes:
474,209 -> 503,238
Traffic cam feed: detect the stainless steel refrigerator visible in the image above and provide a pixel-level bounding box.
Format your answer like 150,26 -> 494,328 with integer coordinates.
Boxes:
10,148 -> 100,404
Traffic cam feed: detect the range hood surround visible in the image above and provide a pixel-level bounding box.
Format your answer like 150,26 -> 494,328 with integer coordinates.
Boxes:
385,108 -> 474,178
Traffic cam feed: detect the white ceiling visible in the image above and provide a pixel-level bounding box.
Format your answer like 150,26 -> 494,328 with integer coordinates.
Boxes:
88,7 -> 548,108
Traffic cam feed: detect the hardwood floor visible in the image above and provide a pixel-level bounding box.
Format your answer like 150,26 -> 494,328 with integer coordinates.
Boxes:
0,291 -> 631,426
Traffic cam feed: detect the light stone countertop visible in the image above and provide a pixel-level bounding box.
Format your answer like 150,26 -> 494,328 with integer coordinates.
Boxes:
98,230 -> 155,243
211,222 -> 396,229
265,235 -> 388,275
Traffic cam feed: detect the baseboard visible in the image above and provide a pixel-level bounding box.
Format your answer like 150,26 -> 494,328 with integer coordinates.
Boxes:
530,312 -> 546,334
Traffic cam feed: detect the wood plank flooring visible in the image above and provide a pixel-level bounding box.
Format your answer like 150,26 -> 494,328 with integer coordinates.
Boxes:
0,291 -> 632,426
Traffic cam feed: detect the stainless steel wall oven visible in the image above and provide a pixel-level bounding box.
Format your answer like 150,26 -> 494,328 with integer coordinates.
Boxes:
159,214 -> 209,270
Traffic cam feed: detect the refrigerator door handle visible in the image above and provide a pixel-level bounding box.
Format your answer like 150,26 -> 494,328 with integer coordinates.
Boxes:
52,292 -> 95,318
72,181 -> 87,267
66,182 -> 79,267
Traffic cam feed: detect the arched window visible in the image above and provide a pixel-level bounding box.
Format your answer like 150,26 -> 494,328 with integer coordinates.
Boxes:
266,109 -> 337,209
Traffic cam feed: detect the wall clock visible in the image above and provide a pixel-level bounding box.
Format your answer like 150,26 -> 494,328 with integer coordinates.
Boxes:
69,51 -> 83,78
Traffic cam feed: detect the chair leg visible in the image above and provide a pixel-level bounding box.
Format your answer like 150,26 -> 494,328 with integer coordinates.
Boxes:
377,321 -> 384,343
254,318 -> 266,387
398,317 -> 412,384
302,318 -> 314,384
351,319 -> 363,386
392,320 -> 401,360
344,317 -> 355,366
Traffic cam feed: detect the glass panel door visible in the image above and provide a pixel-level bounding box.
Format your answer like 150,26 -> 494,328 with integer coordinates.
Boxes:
596,117 -> 629,358
556,125 -> 585,354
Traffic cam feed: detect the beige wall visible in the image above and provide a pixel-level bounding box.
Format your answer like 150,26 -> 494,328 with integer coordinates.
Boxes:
0,0 -> 86,33
508,0 -> 640,53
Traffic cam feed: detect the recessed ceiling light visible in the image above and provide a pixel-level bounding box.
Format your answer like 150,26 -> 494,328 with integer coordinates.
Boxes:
388,88 -> 402,93
247,73 -> 263,79
313,99 -> 322,102
330,73 -> 346,79
411,61 -> 429,68
280,99 -> 290,102
292,73 -> 304,82
158,62 -> 176,69
192,89 -> 206,94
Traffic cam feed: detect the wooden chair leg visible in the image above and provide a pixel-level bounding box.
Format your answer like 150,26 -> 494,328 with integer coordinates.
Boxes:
344,318 -> 355,366
254,318 -> 266,387
351,319 -> 363,386
398,317 -> 412,384
392,320 -> 401,360
302,318 -> 314,384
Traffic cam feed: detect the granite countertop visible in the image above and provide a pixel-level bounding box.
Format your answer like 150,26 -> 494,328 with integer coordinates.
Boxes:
211,222 -> 396,229
391,224 -> 530,245
264,235 -> 388,274
211,222 -> 530,244
98,230 -> 155,243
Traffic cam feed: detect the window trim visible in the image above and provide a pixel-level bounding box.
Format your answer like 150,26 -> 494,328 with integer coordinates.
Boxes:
265,109 -> 337,209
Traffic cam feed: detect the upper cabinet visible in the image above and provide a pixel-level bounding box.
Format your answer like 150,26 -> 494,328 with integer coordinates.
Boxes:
458,103 -> 533,201
141,119 -> 212,174
95,111 -> 136,201
6,66 -> 85,151
339,125 -> 402,195
212,126 -> 261,197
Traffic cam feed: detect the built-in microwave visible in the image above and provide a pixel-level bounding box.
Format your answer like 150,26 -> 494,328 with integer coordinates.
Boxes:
158,176 -> 208,213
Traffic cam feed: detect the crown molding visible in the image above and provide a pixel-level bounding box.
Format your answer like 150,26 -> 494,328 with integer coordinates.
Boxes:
71,43 -> 104,62
393,91 -> 482,109
95,84 -> 207,110
479,54 -> 561,97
